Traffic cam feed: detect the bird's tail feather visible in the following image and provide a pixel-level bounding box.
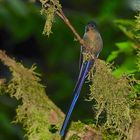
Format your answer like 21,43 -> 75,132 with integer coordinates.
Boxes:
59,60 -> 94,136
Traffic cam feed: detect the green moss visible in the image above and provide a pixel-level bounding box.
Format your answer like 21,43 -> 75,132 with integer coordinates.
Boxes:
0,50 -> 63,140
70,120 -> 85,132
48,124 -> 59,133
88,60 -> 132,139
102,130 -> 121,140
0,79 -> 6,95
69,134 -> 81,140
8,68 -> 54,139
40,0 -> 61,36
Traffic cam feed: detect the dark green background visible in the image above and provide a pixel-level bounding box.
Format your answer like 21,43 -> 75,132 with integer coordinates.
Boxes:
0,0 -> 137,139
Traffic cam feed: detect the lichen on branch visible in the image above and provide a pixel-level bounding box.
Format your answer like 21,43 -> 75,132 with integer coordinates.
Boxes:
88,60 -> 132,139
40,0 -> 61,36
0,50 -> 64,139
0,50 -> 101,140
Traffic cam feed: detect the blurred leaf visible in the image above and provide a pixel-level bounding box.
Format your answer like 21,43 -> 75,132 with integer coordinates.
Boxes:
135,12 -> 140,41
113,68 -> 137,77
99,0 -> 124,21
6,0 -> 29,17
112,57 -> 137,77
0,0 -> 42,41
115,19 -> 136,40
107,41 -> 134,62
107,51 -> 119,62
115,41 -> 134,53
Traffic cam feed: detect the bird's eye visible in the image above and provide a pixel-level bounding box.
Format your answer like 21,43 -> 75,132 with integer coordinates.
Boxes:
92,24 -> 95,28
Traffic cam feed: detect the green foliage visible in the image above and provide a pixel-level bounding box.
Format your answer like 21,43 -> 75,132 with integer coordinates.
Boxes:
114,20 -> 136,40
0,0 -> 44,42
107,41 -> 134,62
89,60 -> 131,139
104,7 -> 140,140
135,12 -> 140,40
106,41 -> 137,78
106,20 -> 138,77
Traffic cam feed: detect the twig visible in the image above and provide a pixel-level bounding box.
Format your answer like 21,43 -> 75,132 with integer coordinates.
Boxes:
58,9 -> 84,46
44,3 -> 93,56
44,3 -> 85,47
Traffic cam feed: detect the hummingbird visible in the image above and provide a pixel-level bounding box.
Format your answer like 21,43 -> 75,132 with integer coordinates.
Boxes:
60,21 -> 103,136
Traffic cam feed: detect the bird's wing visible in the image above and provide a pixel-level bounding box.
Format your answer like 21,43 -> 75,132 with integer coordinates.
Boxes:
79,46 -> 83,69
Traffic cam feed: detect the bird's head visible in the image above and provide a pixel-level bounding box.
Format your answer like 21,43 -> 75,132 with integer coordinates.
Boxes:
85,21 -> 98,32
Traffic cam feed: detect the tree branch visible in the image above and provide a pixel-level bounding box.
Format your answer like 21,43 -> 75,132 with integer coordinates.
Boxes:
44,3 -> 85,47
0,50 -> 101,140
58,9 -> 84,45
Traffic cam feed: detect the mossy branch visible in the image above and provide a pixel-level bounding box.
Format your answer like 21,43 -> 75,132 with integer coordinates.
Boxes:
89,60 -> 132,139
0,50 -> 101,140
0,50 -> 138,139
40,0 -> 86,48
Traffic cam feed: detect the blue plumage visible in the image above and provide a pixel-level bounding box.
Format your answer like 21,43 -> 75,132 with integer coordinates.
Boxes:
59,21 -> 103,136
59,60 -> 94,136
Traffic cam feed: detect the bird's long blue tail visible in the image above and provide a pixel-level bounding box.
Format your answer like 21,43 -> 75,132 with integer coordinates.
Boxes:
59,60 -> 94,136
